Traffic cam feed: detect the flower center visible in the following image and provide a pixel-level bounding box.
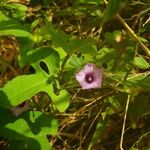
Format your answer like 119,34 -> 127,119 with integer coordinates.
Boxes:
85,73 -> 94,83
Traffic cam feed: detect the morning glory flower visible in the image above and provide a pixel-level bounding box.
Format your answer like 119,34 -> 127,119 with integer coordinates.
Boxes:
75,63 -> 103,89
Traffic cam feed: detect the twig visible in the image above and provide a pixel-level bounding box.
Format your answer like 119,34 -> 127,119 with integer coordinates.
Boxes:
120,94 -> 131,150
131,131 -> 150,148
83,108 -> 102,141
143,16 -> 150,27
59,132 -> 80,140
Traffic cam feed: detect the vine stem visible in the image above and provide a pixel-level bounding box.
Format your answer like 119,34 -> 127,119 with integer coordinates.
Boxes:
120,94 -> 131,150
103,0 -> 150,57
59,53 -> 71,81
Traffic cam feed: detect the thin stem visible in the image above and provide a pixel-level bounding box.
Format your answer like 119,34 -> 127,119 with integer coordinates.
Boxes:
59,53 -> 72,81
131,131 -> 150,148
120,94 -> 131,150
61,53 -> 71,72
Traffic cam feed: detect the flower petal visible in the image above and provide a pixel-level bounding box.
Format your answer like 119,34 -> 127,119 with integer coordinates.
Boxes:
75,70 -> 86,82
83,63 -> 95,73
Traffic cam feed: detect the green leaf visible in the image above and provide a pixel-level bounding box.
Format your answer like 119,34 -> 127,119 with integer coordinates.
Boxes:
128,93 -> 150,122
0,29 -> 33,39
0,20 -> 33,39
27,47 -> 60,75
31,136 -> 54,150
129,147 -> 139,150
125,74 -> 150,91
18,37 -> 34,67
101,0 -> 128,25
96,48 -> 116,71
75,0 -> 104,5
104,31 -> 122,47
67,54 -> 84,69
44,86 -> 70,112
0,72 -> 70,111
8,136 -> 53,150
116,49 -> 135,72
0,110 -> 57,150
3,3 -> 28,19
70,37 -> 97,54
139,37 -> 149,43
53,90 -> 70,112
0,11 -> 10,21
0,73 -> 49,107
0,45 -> 69,111
53,47 -> 67,59
0,20 -> 30,30
88,122 -> 107,149
0,110 -> 58,138
134,56 -> 150,69
40,23 -> 97,54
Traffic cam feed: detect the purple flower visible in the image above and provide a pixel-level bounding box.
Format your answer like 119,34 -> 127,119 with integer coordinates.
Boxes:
75,63 -> 103,89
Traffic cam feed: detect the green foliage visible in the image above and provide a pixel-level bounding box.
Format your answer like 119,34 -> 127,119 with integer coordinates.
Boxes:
134,56 -> 150,69
7,137 -> 53,150
0,0 -> 149,149
2,3 -> 27,19
0,73 -> 50,107
89,121 -> 107,149
101,0 -> 128,25
0,20 -> 33,39
0,47 -> 70,112
128,93 -> 150,122
75,0 -> 103,5
0,109 -> 57,150
27,47 -> 60,75
125,74 -> 150,91
40,23 -> 97,54
0,11 -> 10,20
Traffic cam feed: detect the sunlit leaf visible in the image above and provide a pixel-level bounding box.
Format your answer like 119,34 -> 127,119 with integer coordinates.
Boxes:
0,73 -> 49,107
0,20 -> 33,39
3,3 -> 27,19
27,47 -> 60,75
0,11 -> 10,20
44,84 -> 70,112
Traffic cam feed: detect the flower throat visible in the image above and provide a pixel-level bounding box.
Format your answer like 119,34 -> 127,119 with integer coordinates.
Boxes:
85,73 -> 94,83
